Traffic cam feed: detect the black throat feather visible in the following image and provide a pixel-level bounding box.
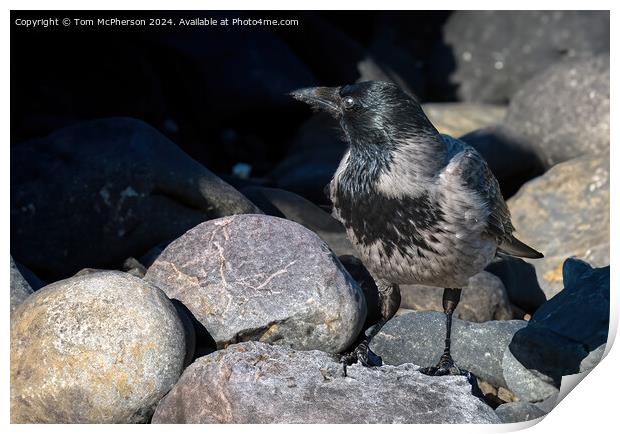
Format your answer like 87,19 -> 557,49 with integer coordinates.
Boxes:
334,144 -> 446,259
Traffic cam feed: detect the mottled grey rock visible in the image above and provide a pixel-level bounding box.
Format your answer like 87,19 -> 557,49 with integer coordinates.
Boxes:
145,215 -> 366,353
431,11 -> 609,103
400,271 -> 512,322
152,341 -> 499,424
11,117 -> 260,281
508,156 -> 609,298
10,271 -> 186,423
423,103 -> 507,137
504,55 -> 609,167
495,401 -> 546,423
241,186 -> 357,257
580,344 -> 606,372
371,311 -> 526,388
502,258 -> 609,402
10,256 -> 34,317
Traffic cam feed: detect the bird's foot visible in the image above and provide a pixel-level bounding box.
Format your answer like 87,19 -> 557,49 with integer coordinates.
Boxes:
419,353 -> 468,376
340,341 -> 382,376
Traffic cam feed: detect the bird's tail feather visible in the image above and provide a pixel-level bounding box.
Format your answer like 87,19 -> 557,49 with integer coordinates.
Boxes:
498,236 -> 544,259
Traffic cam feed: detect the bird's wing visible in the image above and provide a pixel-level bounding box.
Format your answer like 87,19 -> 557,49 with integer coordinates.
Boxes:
452,146 -> 544,258
449,146 -> 515,242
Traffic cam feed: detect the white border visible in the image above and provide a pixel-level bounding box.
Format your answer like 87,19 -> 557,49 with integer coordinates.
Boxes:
3,2 -> 616,433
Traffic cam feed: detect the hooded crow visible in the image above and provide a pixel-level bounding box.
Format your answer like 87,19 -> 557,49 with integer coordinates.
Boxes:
291,81 -> 542,376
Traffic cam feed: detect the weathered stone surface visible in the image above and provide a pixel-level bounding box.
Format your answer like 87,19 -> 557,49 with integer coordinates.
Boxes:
504,55 -> 609,167
580,344 -> 606,372
400,271 -> 512,322
495,401 -> 546,423
11,117 -> 260,281
10,271 -> 187,423
144,215 -> 366,353
507,156 -> 609,298
241,186 -> 356,257
423,103 -> 507,137
152,341 -> 499,424
10,256 -> 34,318
430,11 -> 609,103
371,311 -> 526,388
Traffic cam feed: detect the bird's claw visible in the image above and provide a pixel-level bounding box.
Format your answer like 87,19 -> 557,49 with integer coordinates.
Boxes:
419,354 -> 468,376
340,341 -> 382,376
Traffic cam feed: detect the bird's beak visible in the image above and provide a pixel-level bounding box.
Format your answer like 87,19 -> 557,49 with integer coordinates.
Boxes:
289,86 -> 341,117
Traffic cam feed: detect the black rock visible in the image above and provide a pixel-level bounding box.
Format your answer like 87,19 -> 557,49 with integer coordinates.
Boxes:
504,258 -> 609,402
11,32 -> 168,144
269,114 -> 347,205
11,118 -> 260,280
529,258 -> 609,353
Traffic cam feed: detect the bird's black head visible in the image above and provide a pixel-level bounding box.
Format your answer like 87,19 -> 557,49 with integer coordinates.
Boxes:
290,81 -> 440,150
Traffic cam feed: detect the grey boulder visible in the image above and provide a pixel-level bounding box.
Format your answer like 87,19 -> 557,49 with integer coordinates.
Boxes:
495,402 -> 546,423
400,271 -> 513,322
507,156 -> 609,298
504,55 -> 609,167
145,215 -> 366,353
371,311 -> 526,388
431,11 -> 609,103
152,341 -> 500,424
10,271 -> 187,423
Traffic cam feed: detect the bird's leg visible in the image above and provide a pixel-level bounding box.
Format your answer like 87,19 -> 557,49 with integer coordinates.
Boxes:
419,287 -> 468,376
341,280 -> 400,376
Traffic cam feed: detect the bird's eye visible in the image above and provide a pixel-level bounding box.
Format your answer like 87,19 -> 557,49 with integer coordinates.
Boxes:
342,96 -> 355,109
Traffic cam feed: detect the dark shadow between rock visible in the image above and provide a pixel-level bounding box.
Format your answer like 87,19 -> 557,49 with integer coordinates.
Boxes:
170,299 -> 216,364
485,255 -> 547,314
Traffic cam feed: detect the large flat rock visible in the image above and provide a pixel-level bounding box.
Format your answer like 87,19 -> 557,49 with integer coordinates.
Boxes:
152,341 -> 499,424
